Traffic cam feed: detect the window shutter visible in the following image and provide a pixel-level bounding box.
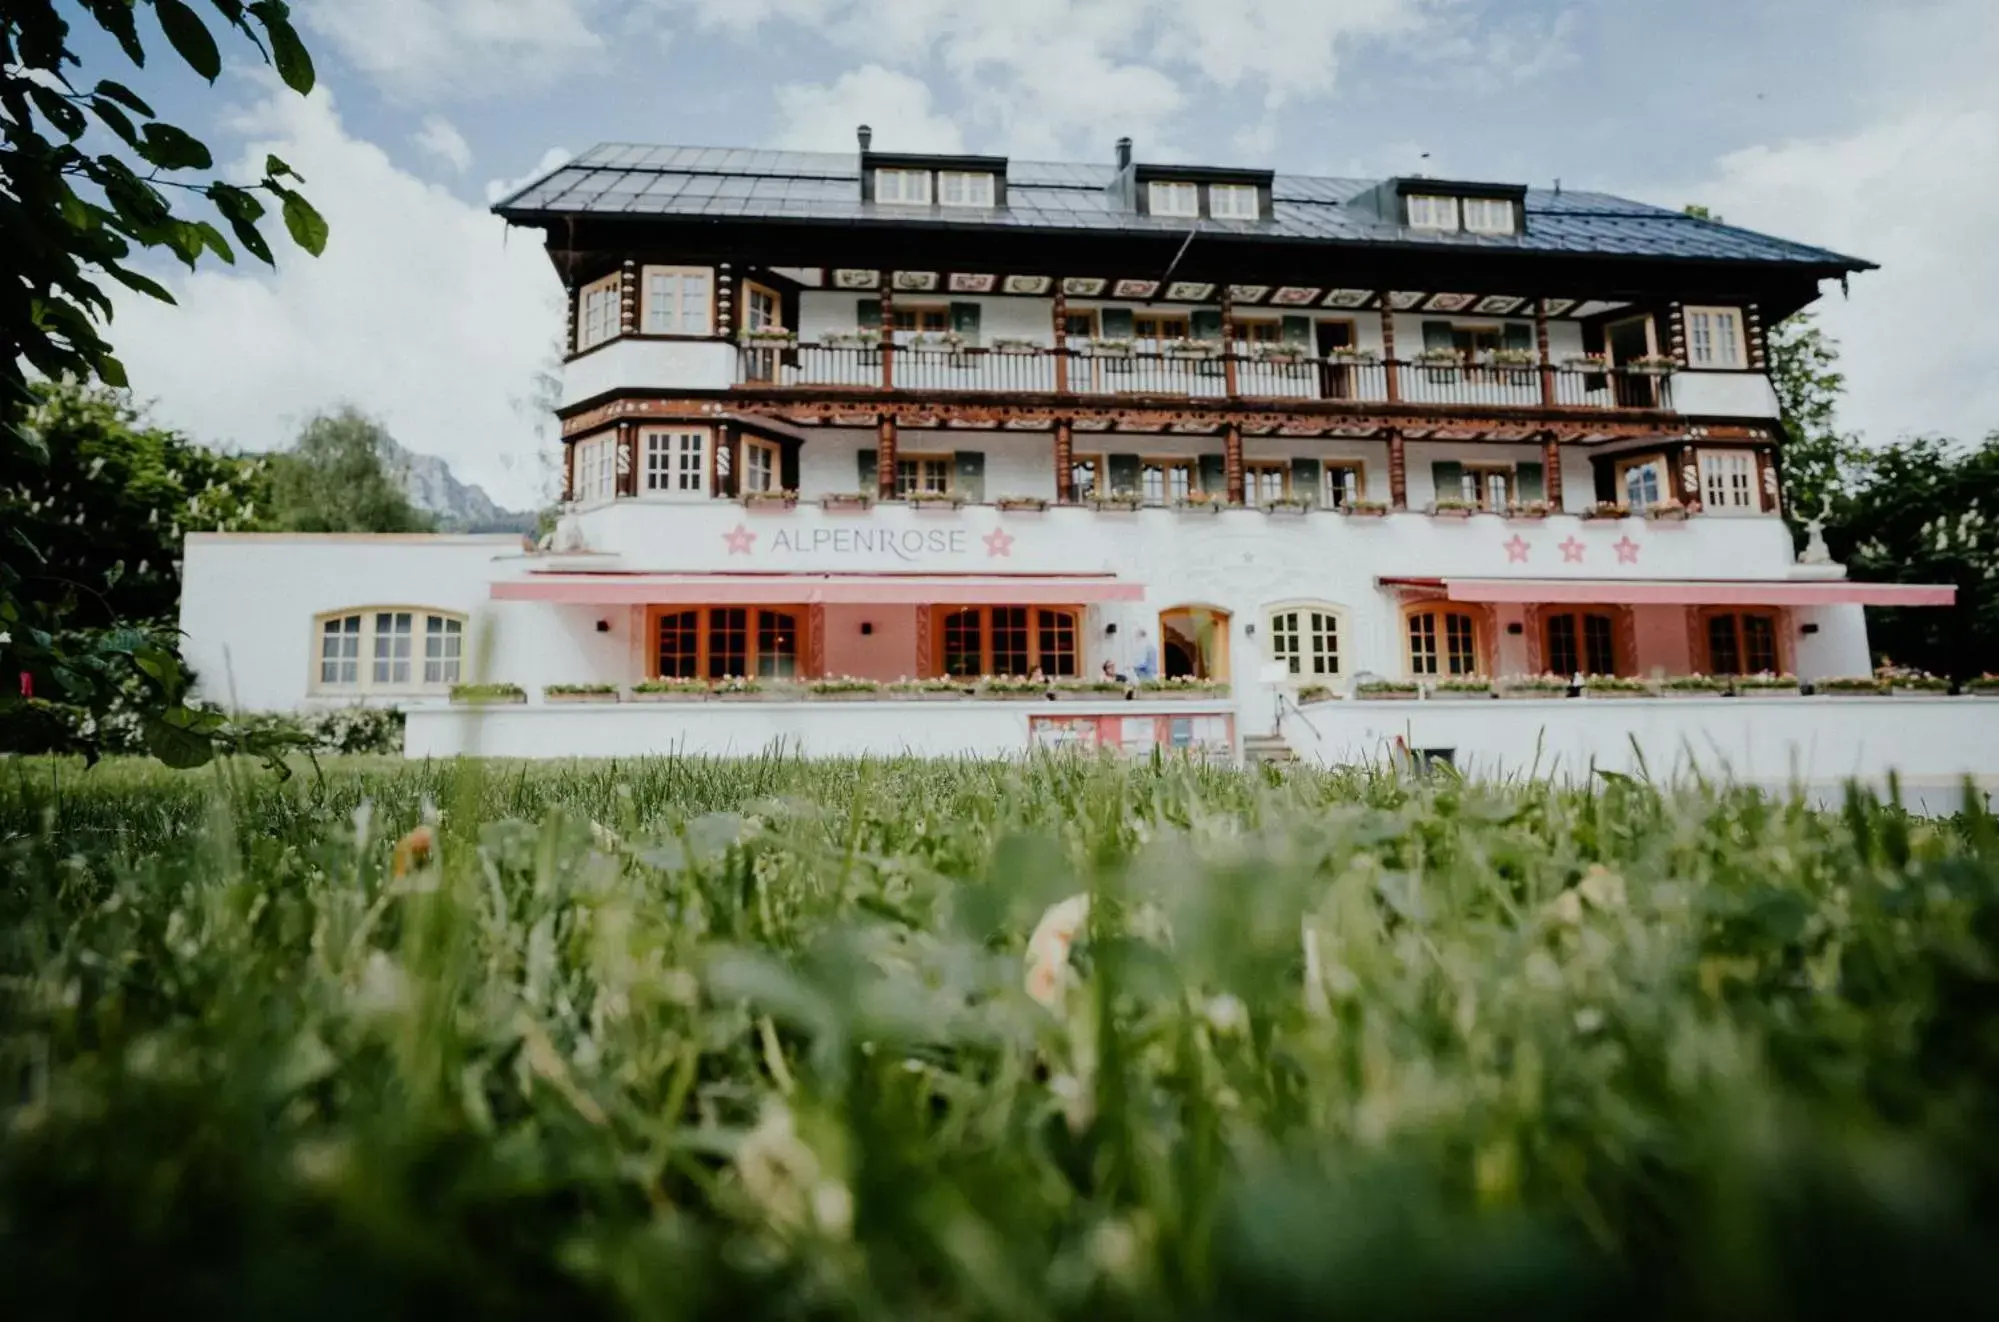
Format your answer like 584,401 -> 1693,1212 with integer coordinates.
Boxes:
953,450 -> 985,502
780,439 -> 800,494
1107,453 -> 1142,497
950,301 -> 981,345
1281,315 -> 1311,347
1100,307 -> 1135,338
1422,320 -> 1455,352
1198,453 -> 1226,496
858,448 -> 877,491
857,298 -> 881,329
1515,460 -> 1544,502
1191,309 -> 1223,341
1502,323 -> 1533,353
1290,457 -> 1321,505
1592,457 -> 1616,505
1431,460 -> 1463,503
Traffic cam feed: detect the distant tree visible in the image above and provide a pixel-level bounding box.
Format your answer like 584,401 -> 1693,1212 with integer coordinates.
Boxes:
268,406 -> 434,533
1765,314 -> 1864,533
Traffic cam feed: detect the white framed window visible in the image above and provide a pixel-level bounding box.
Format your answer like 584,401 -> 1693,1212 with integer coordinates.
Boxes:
1209,183 -> 1259,220
1141,459 -> 1195,503
874,168 -> 932,205
1461,197 -> 1516,235
316,609 -> 465,692
895,455 -> 952,497
573,434 -> 617,503
642,266 -> 712,335
1461,465 -> 1512,511
643,428 -> 708,495
1685,306 -> 1746,369
1268,604 -> 1344,677
1246,463 -> 1288,504
1699,449 -> 1757,512
937,171 -> 994,207
1323,462 -> 1364,508
1148,180 -> 1200,218
577,274 -> 620,351
744,281 -> 781,332
1618,454 -> 1666,508
742,437 -> 780,494
1407,194 -> 1460,231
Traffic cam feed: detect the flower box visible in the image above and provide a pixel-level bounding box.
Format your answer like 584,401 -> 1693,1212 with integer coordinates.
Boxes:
1627,356 -> 1679,375
1732,675 -> 1802,697
1563,355 -> 1610,372
1295,685 -> 1338,705
1162,338 -> 1222,359
709,679 -> 768,701
820,492 -> 874,512
1582,677 -> 1651,699
1254,345 -> 1311,364
1173,494 -> 1224,513
1429,680 -> 1493,700
1136,680 -> 1229,700
818,330 -> 876,349
1356,682 -> 1419,700
543,685 -> 620,704
807,685 -> 882,701
1581,502 -> 1631,521
1816,678 -> 1887,697
1085,338 -> 1133,357
1091,494 -> 1144,512
743,490 -> 797,510
911,330 -> 965,351
1646,501 -> 1691,521
979,683 -> 1048,701
740,328 -> 797,347
905,491 -> 964,510
1262,497 -> 1314,515
995,495 -> 1048,512
1052,682 -> 1127,701
1658,677 -> 1728,697
1342,501 -> 1390,518
886,679 -> 970,701
1325,348 -> 1379,365
1506,502 -> 1554,520
1488,349 -> 1539,369
1429,501 -> 1475,519
450,683 -> 525,705
629,682 -> 709,702
1497,677 -> 1570,700
1891,681 -> 1951,696
991,337 -> 1042,354
1967,676 -> 1999,696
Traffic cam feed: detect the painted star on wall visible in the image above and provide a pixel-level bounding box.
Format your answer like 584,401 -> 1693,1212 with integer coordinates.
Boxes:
1502,534 -> 1530,563
1559,536 -> 1586,563
1612,536 -> 1642,564
722,524 -> 758,555
983,526 -> 1015,558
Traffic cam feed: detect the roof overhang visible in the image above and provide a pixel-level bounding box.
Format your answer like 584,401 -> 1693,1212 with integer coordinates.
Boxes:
1380,577 -> 1956,607
494,572 -> 1144,606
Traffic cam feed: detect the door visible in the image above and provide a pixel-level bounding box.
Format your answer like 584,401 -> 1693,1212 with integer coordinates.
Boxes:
1605,315 -> 1658,407
1316,320 -> 1354,399
1158,606 -> 1231,682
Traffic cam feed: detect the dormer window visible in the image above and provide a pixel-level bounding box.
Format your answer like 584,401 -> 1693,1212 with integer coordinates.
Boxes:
1407,194 -> 1460,231
1209,183 -> 1260,220
1462,196 -> 1516,235
874,168 -> 932,205
937,171 -> 995,207
1148,180 -> 1200,218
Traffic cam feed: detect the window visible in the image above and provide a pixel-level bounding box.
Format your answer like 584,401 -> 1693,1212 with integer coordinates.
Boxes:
1407,194 -> 1460,231
1070,454 -> 1103,501
316,610 -> 465,692
644,429 -> 707,494
653,606 -> 800,679
1209,183 -> 1259,220
1617,454 -> 1666,509
937,171 -> 994,207
895,455 -> 952,496
874,168 -> 932,205
1234,318 -> 1281,344
573,434 -> 617,503
1451,325 -> 1503,361
1700,450 -> 1757,512
642,266 -> 711,335
742,438 -> 780,494
1323,462 -> 1364,508
1246,462 -> 1289,504
1133,314 -> 1190,341
1148,180 -> 1200,218
891,306 -> 951,334
744,281 -> 781,331
1142,459 -> 1195,504
1684,306 -> 1745,369
1461,197 -> 1516,235
1268,605 -> 1342,677
1545,611 -> 1617,677
1705,611 -> 1779,676
1407,608 -> 1480,676
1460,464 -> 1512,511
577,274 -> 619,351
939,606 -> 1080,677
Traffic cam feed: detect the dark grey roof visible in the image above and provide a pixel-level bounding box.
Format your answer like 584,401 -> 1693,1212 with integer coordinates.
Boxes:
495,143 -> 1870,271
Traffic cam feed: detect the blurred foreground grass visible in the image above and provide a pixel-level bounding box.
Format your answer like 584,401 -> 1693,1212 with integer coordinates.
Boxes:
3,753 -> 1998,1319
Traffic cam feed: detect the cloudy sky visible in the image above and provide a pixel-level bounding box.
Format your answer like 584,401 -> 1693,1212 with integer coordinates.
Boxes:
84,0 -> 1999,508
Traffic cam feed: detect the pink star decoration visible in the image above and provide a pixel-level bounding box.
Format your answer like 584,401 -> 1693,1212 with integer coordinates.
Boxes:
1612,535 -> 1641,564
983,526 -> 1015,558
1502,535 -> 1530,564
1558,537 -> 1585,564
721,524 -> 758,556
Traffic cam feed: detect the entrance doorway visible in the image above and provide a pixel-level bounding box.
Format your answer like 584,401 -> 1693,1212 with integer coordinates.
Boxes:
1159,606 -> 1231,680
1316,320 -> 1355,399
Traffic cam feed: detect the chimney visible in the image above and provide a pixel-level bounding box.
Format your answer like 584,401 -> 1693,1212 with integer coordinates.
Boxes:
857,124 -> 872,152
1115,136 -> 1132,170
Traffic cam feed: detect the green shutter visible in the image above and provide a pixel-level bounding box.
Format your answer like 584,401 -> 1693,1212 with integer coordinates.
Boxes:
1515,460 -> 1544,502
858,448 -> 877,491
1503,322 -> 1533,353
950,301 -> 981,345
953,450 -> 985,502
1100,307 -> 1135,338
1422,320 -> 1455,351
780,440 -> 799,493
1431,460 -> 1464,504
1290,457 -> 1321,505
1191,309 -> 1223,341
857,298 -> 881,329
1198,453 -> 1226,497
1280,315 -> 1311,347
1107,452 -> 1142,497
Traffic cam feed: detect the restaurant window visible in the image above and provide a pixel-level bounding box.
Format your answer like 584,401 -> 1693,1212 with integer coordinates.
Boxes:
1546,611 -> 1617,677
1407,607 -> 1480,677
1705,611 -> 1779,676
1699,450 -> 1757,512
1323,462 -> 1364,508
316,609 -> 464,692
1268,605 -> 1343,677
1142,459 -> 1195,504
938,606 -> 1080,677
654,606 -> 801,680
577,273 -> 620,351
895,455 -> 952,496
642,266 -> 712,335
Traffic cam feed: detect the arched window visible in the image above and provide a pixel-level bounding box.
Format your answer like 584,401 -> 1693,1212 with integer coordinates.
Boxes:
1405,607 -> 1480,677
1544,609 -> 1619,676
653,606 -> 800,679
1267,604 -> 1344,677
937,606 -> 1079,677
314,609 -> 465,692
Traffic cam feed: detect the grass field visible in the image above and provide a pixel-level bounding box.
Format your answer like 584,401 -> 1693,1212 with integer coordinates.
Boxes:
4,753 -> 1998,1319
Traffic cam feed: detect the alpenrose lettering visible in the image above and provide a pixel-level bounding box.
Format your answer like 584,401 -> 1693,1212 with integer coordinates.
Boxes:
769,527 -> 969,562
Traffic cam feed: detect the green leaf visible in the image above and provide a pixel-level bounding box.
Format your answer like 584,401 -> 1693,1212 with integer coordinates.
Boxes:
226,216 -> 274,265
139,121 -> 215,171
192,220 -> 237,263
264,153 -> 301,181
97,355 -> 129,388
280,191 -> 328,256
85,1 -> 149,65
251,3 -> 317,94
155,0 -> 223,81
93,79 -> 157,117
104,263 -> 178,305
29,85 -> 90,139
144,708 -> 219,769
209,183 -> 266,224
87,97 -> 144,150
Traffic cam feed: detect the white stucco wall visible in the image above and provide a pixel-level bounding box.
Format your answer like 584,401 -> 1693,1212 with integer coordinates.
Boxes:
560,339 -> 735,407
1669,371 -> 1782,419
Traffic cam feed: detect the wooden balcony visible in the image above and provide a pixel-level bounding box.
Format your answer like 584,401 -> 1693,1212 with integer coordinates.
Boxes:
736,344 -> 1676,414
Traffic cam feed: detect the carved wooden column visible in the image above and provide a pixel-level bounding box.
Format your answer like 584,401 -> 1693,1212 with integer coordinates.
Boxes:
1379,294 -> 1400,402
1054,418 -> 1074,502
1745,303 -> 1767,370
563,437 -> 577,502
1541,430 -> 1562,509
877,414 -> 898,501
879,275 -> 896,390
619,260 -> 639,337
617,420 -> 638,497
1387,426 -> 1407,509
1052,283 -> 1069,394
715,263 -> 735,339
1224,422 -> 1244,505
1221,285 -> 1239,399
1666,301 -> 1687,366
806,604 -> 826,679
1535,297 -> 1556,407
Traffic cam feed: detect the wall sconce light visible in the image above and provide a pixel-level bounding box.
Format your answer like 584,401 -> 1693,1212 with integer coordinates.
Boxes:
1105,622 -> 1118,636
860,622 -> 874,636
1245,623 -> 1256,637
1800,622 -> 1820,635
1506,622 -> 1524,636
595,619 -> 611,633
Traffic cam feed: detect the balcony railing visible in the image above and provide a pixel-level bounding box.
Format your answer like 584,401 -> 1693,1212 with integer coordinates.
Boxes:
736,344 -> 1675,412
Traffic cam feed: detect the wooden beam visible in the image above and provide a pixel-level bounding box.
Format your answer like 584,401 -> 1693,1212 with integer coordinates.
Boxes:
1052,284 -> 1069,394
876,413 -> 898,501
1387,425 -> 1407,509
1542,430 -> 1562,509
1221,284 -> 1238,399
1055,417 -> 1074,502
1379,294 -> 1400,403
1224,422 -> 1244,505
1535,297 -> 1556,408
879,274 -> 895,390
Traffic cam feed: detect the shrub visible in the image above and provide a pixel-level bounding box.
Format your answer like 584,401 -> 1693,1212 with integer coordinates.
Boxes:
449,683 -> 525,703
807,676 -> 881,695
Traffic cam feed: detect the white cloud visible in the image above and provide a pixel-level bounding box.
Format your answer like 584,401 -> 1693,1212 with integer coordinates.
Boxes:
771,65 -> 963,153
300,0 -> 605,100
486,146 -> 574,205
111,86 -> 564,508
412,114 -> 472,173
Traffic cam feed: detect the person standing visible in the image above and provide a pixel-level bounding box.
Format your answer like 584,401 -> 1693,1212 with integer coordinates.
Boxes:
1131,628 -> 1158,681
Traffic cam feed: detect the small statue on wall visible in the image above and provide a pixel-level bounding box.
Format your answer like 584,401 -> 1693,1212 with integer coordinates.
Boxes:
1799,493 -> 1834,565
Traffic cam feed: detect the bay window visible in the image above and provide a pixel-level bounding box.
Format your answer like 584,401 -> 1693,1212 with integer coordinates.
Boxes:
576,274 -> 620,351
1684,306 -> 1746,369
642,266 -> 712,335
1699,449 -> 1757,512
316,609 -> 465,693
643,428 -> 707,495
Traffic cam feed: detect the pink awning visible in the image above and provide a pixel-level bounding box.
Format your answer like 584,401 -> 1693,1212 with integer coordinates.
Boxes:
493,573 -> 1144,606
1392,577 -> 1956,607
